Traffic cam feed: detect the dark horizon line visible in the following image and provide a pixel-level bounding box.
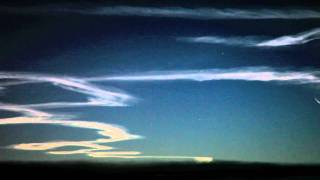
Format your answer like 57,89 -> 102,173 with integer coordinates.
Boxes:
1,159 -> 320,166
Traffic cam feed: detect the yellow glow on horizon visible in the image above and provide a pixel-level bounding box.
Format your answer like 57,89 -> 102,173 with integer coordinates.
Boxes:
0,72 -> 213,162
0,115 -> 213,162
0,116 -> 140,154
194,157 -> 214,163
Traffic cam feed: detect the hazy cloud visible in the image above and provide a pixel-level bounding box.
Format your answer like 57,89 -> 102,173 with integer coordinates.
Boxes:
0,71 -> 213,162
0,72 -> 135,108
0,104 -> 143,158
178,36 -> 260,47
1,67 -> 318,162
178,28 -> 320,47
87,67 -> 320,85
1,5 -> 320,19
256,28 -> 320,47
0,72 -> 142,159
315,98 -> 320,104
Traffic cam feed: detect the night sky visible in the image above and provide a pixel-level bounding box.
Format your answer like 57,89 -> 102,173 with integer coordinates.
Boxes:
0,0 -> 320,163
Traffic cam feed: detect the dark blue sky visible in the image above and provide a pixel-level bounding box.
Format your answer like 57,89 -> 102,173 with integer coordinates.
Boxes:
0,0 -> 320,163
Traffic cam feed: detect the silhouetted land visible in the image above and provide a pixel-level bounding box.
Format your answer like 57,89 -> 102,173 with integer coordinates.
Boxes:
1,160 -> 320,179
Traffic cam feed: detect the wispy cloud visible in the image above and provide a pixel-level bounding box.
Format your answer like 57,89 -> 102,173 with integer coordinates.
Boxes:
1,5 -> 320,19
1,67 -> 318,162
87,67 -> 320,111
0,72 -> 213,162
0,72 -> 141,158
315,98 -> 320,104
178,28 -> 320,47
0,72 -> 135,108
256,28 -> 320,47
178,36 -> 260,47
86,67 -> 320,85
0,104 -> 142,157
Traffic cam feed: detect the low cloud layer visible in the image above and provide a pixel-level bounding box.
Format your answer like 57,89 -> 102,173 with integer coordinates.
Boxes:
1,5 -> 320,19
178,28 -> 320,47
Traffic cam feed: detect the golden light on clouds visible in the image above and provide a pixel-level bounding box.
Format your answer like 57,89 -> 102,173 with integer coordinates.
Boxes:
0,72 -> 213,162
0,106 -> 213,162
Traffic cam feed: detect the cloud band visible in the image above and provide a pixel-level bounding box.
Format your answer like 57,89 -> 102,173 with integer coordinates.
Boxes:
2,66 -> 319,162
1,5 -> 320,19
86,67 -> 320,84
0,71 -> 213,162
178,28 -> 320,47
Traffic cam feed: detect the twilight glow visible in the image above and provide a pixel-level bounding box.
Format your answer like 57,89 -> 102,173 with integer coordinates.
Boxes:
0,1 -> 320,164
0,73 -> 213,162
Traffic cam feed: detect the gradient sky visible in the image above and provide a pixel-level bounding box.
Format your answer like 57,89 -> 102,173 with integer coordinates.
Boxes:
0,0 -> 320,163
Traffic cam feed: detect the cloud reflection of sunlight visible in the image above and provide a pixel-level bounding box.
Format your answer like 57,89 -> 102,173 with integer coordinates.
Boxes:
0,72 -> 213,162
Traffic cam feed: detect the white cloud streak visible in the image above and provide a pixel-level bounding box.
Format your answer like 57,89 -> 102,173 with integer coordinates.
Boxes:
86,67 -> 320,85
256,28 -> 320,47
1,5 -> 320,19
86,66 -> 320,117
0,72 -> 141,158
1,67 -> 318,162
0,104 -> 211,162
0,71 -> 213,162
0,72 -> 135,108
178,36 -> 260,47
0,104 -> 142,156
179,28 -> 320,47
315,98 -> 320,104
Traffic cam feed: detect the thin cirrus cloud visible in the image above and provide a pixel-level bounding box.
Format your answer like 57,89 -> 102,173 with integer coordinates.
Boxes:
86,67 -> 320,84
0,72 -> 136,108
315,98 -> 320,104
0,72 -> 213,163
178,28 -> 320,47
0,104 -> 142,157
87,66 -> 320,104
256,28 -> 320,47
1,67 -> 319,162
1,5 -> 320,19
